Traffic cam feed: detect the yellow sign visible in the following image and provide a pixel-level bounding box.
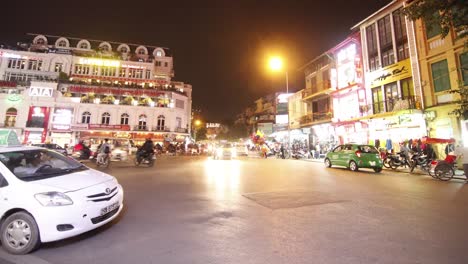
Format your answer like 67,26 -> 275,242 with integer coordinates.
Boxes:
368,59 -> 412,87
78,58 -> 120,67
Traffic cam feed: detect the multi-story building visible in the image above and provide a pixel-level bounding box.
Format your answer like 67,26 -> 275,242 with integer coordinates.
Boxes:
0,34 -> 192,146
411,4 -> 467,149
299,52 -> 335,151
352,0 -> 426,150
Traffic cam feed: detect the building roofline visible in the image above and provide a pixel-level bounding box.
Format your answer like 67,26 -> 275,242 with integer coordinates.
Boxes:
26,33 -> 169,50
350,0 -> 397,30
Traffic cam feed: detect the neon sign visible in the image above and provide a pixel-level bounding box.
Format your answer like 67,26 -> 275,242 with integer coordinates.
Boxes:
78,58 -> 120,67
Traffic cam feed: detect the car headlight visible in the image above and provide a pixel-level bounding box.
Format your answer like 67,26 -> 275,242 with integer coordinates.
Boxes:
34,192 -> 74,206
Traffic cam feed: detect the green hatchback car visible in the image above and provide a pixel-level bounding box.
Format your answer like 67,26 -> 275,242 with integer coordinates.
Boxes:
324,144 -> 383,172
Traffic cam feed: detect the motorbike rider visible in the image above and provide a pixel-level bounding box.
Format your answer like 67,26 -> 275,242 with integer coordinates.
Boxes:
74,140 -> 91,159
97,139 -> 111,163
137,138 -> 155,161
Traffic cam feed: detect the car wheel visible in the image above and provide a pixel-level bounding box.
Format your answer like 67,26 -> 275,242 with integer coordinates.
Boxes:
324,158 -> 332,168
1,212 -> 41,255
374,167 -> 382,173
349,160 -> 359,171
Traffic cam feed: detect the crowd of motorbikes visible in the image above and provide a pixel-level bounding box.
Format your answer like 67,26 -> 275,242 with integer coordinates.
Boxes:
70,142 -> 156,168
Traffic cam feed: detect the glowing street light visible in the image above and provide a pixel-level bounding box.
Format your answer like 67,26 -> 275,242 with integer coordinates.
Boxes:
268,56 -> 289,93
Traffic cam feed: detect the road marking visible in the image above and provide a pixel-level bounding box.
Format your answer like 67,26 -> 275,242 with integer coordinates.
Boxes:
0,250 -> 52,264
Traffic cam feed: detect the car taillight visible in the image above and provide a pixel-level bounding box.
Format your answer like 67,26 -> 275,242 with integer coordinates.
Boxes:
431,160 -> 438,165
355,150 -> 361,157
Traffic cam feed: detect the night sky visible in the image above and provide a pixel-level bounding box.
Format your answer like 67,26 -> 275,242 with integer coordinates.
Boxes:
1,0 -> 391,121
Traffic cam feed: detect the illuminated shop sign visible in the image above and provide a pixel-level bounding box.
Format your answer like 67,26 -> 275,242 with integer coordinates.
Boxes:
336,43 -> 360,89
78,58 -> 120,67
121,64 -> 146,69
52,108 -> 73,130
206,123 -> 220,128
368,59 -> 412,88
29,86 -> 53,97
0,51 -> 26,59
337,44 -> 356,64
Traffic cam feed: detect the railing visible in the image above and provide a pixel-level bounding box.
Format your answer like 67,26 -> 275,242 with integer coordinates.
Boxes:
368,96 -> 421,115
151,126 -> 170,132
133,125 -> 148,131
299,111 -> 332,125
299,114 -> 313,125
174,127 -> 188,133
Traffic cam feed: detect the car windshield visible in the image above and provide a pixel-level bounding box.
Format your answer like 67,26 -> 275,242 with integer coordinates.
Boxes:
358,145 -> 379,153
0,149 -> 88,181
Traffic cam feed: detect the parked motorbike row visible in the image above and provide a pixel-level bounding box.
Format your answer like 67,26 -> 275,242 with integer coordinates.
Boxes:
380,149 -> 463,181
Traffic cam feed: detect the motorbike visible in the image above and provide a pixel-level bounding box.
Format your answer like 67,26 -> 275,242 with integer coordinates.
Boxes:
71,148 -> 93,161
387,151 -> 411,170
291,149 -> 309,159
409,152 -> 433,175
96,153 -> 111,168
134,149 -> 155,167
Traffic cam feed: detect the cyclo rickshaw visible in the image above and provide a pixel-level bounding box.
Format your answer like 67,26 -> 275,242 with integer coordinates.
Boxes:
423,137 -> 464,181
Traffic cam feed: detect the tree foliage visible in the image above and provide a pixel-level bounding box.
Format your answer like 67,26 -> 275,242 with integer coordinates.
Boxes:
402,0 -> 468,39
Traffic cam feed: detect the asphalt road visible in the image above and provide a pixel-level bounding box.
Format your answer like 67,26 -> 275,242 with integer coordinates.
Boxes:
1,155 -> 467,264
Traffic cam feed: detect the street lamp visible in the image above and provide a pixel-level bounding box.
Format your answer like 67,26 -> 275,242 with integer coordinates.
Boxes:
268,56 -> 291,151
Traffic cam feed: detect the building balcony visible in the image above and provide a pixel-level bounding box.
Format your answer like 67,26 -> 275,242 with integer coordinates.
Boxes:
151,126 -> 170,132
133,125 -> 149,131
299,111 -> 332,126
174,127 -> 188,133
368,96 -> 422,115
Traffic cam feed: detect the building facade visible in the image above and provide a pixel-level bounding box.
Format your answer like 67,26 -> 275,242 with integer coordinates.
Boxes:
0,34 -> 192,146
353,0 -> 426,150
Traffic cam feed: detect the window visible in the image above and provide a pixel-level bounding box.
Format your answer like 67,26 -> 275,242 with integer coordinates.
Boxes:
369,55 -> 380,71
176,117 -> 182,128
119,67 -> 127,77
7,59 -> 26,69
92,66 -> 99,76
397,42 -> 409,61
460,52 -> 468,86
138,115 -> 147,130
36,38 -> 46,45
393,9 -> 407,41
82,111 -> 91,124
322,70 -> 330,88
381,49 -> 395,67
425,13 -> 442,39
101,112 -> 110,125
100,45 -> 110,52
79,42 -> 89,49
4,108 -> 17,127
137,48 -> 146,55
54,63 -> 63,73
372,87 -> 384,114
74,64 -> 90,75
28,60 -> 43,71
175,99 -> 184,109
164,62 -> 168,67
431,59 -> 451,92
156,50 -> 162,57
310,76 -> 317,93
157,115 -> 165,130
384,82 -> 399,111
378,15 -> 393,49
145,70 -> 151,79
57,40 -> 67,47
120,47 -> 128,53
401,78 -> 414,99
120,113 -> 129,125
101,67 -> 116,77
128,69 -> 143,78
156,61 -> 162,66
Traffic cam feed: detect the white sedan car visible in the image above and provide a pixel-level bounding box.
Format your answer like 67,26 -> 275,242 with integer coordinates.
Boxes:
0,142 -> 124,254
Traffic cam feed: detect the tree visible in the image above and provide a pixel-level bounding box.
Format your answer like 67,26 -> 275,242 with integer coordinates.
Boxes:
447,83 -> 468,120
402,0 -> 468,39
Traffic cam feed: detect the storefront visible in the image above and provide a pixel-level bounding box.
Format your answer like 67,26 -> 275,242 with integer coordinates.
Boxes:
334,120 -> 369,145
367,111 -> 426,151
50,107 -> 74,147
310,123 -> 337,153
23,106 -> 50,144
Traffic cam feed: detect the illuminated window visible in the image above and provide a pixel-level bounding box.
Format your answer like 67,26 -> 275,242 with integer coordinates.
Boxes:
120,113 -> 129,125
384,82 -> 398,111
4,108 -> 17,127
7,59 -> 26,70
28,60 -> 43,71
101,112 -> 111,125
157,115 -> 165,130
82,111 -> 91,124
372,87 -> 384,114
54,63 -> 63,72
119,67 -> 127,77
156,50 -> 163,57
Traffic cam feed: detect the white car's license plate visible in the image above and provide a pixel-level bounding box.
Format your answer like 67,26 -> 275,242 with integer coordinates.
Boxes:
101,201 -> 119,215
